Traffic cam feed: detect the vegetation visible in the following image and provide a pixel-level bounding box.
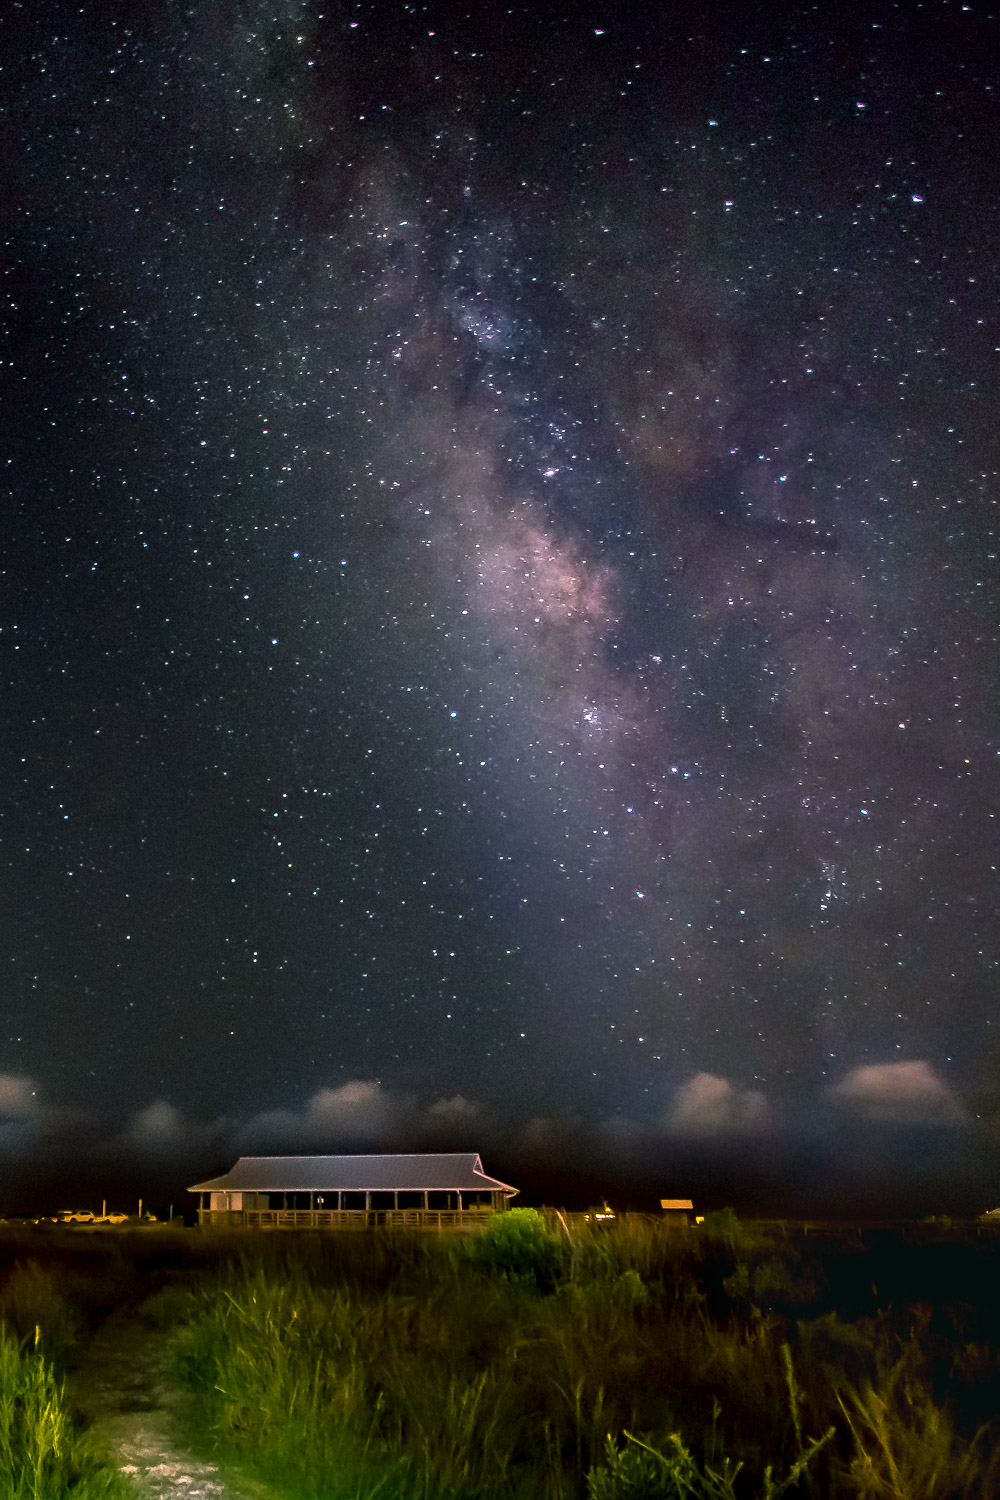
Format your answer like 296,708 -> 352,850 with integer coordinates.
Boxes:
1,1215 -> 1000,1498
170,1215 -> 1000,1499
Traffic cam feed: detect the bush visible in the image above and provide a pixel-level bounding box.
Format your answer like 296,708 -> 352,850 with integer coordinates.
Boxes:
468,1208 -> 563,1290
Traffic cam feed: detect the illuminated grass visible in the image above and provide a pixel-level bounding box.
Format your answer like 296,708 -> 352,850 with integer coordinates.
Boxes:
0,1331 -> 125,1500
171,1218 -> 1000,1499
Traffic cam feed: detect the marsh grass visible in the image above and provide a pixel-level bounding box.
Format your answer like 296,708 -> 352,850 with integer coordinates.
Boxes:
170,1217 -> 1000,1500
0,1232 -> 163,1498
0,1331 -> 126,1499
1,1220 -> 998,1499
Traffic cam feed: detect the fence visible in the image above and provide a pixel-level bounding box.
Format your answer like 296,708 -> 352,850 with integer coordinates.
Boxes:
198,1208 -> 496,1232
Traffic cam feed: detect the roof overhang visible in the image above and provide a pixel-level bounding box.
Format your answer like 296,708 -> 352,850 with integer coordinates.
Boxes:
188,1152 -> 519,1196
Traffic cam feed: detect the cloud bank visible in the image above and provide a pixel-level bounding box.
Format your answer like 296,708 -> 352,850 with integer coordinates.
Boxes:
0,1062 -> 987,1216
828,1060 -> 965,1125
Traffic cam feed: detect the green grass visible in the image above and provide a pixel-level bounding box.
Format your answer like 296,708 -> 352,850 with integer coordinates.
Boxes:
2,1217 -> 1000,1499
0,1230 -> 158,1499
167,1216 -> 1000,1499
0,1331 -> 126,1499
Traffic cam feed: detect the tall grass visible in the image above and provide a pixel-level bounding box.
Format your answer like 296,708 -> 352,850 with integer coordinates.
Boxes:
171,1216 -> 1000,1500
0,1238 -> 141,1499
0,1331 -> 125,1499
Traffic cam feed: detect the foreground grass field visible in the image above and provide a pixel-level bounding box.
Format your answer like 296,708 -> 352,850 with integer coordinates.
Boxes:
1,1213 -> 1000,1497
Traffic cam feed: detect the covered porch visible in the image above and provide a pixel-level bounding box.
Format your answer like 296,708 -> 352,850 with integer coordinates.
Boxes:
196,1187 -> 506,1231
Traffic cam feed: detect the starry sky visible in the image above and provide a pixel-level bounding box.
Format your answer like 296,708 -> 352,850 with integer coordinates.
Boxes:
2,0 -> 998,1212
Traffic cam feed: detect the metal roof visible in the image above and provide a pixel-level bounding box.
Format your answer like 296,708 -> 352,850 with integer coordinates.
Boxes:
660,1198 -> 694,1210
189,1152 -> 518,1194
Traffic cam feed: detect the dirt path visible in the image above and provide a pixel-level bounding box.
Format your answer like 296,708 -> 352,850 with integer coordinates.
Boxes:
72,1310 -> 266,1500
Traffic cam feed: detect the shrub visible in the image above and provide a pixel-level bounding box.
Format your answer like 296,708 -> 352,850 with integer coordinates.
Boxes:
468,1208 -> 562,1290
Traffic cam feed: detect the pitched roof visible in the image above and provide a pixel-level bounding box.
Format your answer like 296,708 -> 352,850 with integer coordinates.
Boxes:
660,1198 -> 694,1211
189,1152 -> 518,1194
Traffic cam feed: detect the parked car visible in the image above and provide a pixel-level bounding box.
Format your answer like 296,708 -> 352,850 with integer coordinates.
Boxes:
57,1209 -> 95,1223
584,1203 -> 616,1224
93,1212 -> 129,1225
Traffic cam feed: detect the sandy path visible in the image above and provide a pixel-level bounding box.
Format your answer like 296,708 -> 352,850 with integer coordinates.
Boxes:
73,1310 -> 267,1500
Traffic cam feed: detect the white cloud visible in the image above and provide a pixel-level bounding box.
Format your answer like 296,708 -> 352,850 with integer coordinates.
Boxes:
239,1080 -> 415,1149
0,1074 -> 44,1153
425,1094 -> 481,1128
126,1101 -> 187,1144
0,1074 -> 40,1119
664,1073 -> 769,1137
829,1061 -> 965,1125
518,1115 -> 571,1152
115,1085 -> 490,1161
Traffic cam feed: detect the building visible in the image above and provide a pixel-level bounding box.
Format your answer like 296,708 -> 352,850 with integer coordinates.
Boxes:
189,1152 -> 518,1231
660,1197 -> 695,1227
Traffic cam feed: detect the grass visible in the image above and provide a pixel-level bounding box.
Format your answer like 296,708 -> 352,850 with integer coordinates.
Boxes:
0,1330 -> 126,1499
0,1228 -> 179,1499
167,1213 -> 1000,1499
2,1216 -> 1000,1499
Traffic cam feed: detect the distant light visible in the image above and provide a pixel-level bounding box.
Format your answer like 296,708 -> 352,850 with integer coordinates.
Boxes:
911,194 -> 923,203
856,101 -> 866,109
594,28 -> 604,35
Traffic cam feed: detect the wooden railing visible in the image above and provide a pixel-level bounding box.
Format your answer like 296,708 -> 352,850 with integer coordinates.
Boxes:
198,1208 -> 498,1232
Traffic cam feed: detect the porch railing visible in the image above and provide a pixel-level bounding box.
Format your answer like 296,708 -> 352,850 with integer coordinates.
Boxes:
197,1208 -> 498,1232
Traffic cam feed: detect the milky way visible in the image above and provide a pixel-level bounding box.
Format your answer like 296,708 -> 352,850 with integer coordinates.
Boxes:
2,0 -> 998,1206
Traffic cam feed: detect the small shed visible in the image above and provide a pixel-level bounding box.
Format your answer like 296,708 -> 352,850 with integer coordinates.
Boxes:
189,1152 -> 518,1231
660,1197 -> 695,1228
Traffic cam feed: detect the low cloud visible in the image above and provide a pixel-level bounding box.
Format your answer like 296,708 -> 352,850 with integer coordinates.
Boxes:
828,1061 -> 965,1125
0,1073 -> 43,1152
118,1100 -> 227,1160
0,1073 -> 41,1120
125,1101 -> 188,1146
425,1094 -> 481,1131
0,1074 -> 97,1156
664,1073 -> 770,1138
236,1081 -> 490,1152
240,1080 -> 413,1149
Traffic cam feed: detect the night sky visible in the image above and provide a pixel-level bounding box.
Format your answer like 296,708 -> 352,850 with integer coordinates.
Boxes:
2,0 -> 998,1213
